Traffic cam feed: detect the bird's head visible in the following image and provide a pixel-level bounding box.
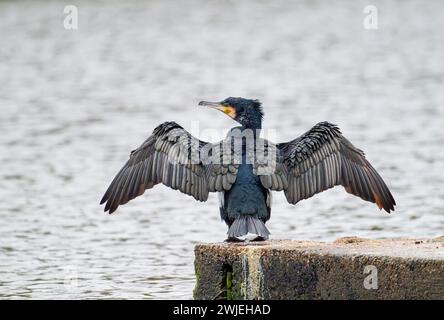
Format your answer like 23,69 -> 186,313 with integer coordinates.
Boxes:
199,97 -> 264,129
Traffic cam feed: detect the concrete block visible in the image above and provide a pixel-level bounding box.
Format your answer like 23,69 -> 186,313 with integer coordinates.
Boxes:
193,237 -> 444,300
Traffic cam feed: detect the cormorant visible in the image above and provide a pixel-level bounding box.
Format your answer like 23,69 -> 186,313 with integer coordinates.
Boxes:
100,97 -> 395,241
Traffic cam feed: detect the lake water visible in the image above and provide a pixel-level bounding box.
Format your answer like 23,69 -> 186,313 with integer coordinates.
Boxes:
0,0 -> 443,299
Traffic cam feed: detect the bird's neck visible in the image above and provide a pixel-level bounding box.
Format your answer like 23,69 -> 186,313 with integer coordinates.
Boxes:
241,111 -> 262,130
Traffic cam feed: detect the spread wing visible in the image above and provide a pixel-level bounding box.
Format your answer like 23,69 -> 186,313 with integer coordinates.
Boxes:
256,122 -> 396,212
100,121 -> 239,213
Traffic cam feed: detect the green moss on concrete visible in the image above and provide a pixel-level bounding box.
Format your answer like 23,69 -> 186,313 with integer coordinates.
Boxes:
226,270 -> 233,300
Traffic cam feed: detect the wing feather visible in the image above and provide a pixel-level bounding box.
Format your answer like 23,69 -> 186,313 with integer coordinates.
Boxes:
100,121 -> 238,213
256,122 -> 395,212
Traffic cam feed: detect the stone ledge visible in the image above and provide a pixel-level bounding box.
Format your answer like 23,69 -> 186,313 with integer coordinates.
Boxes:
193,237 -> 444,300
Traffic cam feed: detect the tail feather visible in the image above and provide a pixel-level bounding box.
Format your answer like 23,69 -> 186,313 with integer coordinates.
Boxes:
228,216 -> 270,239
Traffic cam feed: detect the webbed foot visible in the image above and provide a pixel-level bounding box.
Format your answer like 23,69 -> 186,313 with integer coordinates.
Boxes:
224,237 -> 245,243
251,236 -> 268,242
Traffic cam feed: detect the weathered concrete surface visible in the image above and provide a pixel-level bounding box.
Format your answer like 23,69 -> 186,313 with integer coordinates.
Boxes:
194,237 -> 444,300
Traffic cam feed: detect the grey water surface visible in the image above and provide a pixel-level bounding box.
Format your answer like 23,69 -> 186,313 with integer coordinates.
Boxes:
0,0 -> 443,299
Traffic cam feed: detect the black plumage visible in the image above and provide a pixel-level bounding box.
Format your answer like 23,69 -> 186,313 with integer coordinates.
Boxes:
101,97 -> 396,241
269,122 -> 395,212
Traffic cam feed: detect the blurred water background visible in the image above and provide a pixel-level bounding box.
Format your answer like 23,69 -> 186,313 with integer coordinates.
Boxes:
0,0 -> 443,299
